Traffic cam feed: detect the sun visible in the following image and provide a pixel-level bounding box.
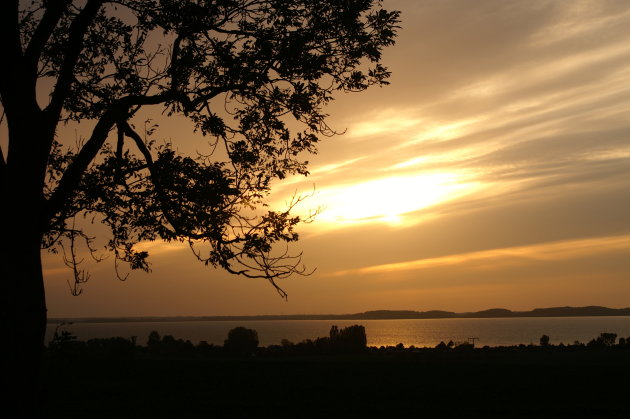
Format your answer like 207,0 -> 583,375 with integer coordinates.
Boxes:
296,172 -> 477,229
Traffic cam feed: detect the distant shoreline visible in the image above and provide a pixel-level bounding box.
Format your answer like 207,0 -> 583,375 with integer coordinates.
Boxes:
49,305 -> 630,324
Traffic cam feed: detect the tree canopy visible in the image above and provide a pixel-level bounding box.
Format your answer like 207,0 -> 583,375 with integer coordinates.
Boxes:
1,0 -> 399,297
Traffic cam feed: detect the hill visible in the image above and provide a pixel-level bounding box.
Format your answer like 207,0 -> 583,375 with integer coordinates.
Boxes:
49,305 -> 630,324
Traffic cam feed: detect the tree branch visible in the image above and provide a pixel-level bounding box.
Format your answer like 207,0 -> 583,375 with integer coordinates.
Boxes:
0,0 -> 24,111
115,122 -> 124,183
24,0 -> 70,80
0,1 -> 21,60
0,147 -> 6,182
45,0 -> 103,122
44,91 -> 173,224
169,33 -> 184,93
44,105 -> 119,224
119,120 -> 199,240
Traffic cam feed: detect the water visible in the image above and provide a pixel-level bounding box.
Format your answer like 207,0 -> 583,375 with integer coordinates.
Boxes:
46,316 -> 630,348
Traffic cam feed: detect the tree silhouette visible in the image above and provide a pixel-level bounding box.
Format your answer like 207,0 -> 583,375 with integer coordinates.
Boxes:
540,334 -> 550,347
588,332 -> 618,348
224,326 -> 259,355
0,0 -> 399,413
329,324 -> 367,353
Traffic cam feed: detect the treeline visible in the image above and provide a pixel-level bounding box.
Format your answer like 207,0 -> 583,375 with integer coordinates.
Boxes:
431,332 -> 630,351
46,324 -> 369,359
46,323 -> 630,360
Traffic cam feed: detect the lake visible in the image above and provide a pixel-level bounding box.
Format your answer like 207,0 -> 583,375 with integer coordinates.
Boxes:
46,316 -> 630,347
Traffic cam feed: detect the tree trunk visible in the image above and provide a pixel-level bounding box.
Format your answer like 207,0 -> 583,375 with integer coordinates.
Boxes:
0,227 -> 47,417
1,119 -> 50,416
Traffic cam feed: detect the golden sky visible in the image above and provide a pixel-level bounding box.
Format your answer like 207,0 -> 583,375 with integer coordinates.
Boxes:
43,0 -> 630,317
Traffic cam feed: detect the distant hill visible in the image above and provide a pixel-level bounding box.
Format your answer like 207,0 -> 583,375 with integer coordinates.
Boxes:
463,308 -> 515,318
49,306 -> 630,323
526,306 -> 630,317
348,306 -> 630,320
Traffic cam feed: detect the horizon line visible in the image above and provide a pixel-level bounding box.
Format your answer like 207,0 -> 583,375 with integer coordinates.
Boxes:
48,304 -> 630,322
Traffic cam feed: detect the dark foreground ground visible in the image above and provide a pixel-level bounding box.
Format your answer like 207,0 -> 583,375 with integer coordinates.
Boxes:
44,349 -> 630,418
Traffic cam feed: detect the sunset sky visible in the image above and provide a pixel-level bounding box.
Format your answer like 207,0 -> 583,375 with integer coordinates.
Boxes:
43,0 -> 630,317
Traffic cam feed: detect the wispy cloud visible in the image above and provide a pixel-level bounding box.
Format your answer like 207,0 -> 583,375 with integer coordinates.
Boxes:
286,0 -> 630,237
43,0 -> 630,317
345,109 -> 424,139
329,235 -> 630,277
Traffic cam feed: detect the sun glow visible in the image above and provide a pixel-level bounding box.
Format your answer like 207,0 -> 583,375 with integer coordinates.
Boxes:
296,172 -> 478,228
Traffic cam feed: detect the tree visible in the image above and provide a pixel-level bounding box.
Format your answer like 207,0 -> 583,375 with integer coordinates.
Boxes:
596,332 -> 617,347
0,0 -> 399,412
539,334 -> 550,347
328,324 -> 367,353
224,326 -> 259,355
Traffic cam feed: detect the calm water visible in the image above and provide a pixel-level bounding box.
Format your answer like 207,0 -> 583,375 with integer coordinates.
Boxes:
46,316 -> 630,347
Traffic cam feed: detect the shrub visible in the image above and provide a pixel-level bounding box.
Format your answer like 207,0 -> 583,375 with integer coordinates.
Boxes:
454,341 -> 474,351
48,323 -> 85,358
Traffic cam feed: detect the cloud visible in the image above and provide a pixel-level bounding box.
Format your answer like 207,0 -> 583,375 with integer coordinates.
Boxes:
43,0 -> 630,317
527,1 -> 630,47
133,240 -> 189,256
345,109 -> 424,139
330,234 -> 630,277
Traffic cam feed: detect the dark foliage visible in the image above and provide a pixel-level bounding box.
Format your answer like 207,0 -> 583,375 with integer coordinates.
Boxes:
146,330 -> 196,356
540,334 -> 550,346
328,324 -> 367,353
47,323 -> 84,359
4,0 -> 400,293
587,332 -> 617,348
1,3 -> 399,411
44,326 -> 630,362
224,326 -> 259,355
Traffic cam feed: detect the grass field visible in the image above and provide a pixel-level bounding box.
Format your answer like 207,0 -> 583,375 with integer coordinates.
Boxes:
43,349 -> 630,418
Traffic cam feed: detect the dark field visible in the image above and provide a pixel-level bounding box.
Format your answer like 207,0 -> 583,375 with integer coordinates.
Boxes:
44,349 -> 630,418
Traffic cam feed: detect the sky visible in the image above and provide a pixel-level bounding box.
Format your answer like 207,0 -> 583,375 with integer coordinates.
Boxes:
42,0 -> 630,317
